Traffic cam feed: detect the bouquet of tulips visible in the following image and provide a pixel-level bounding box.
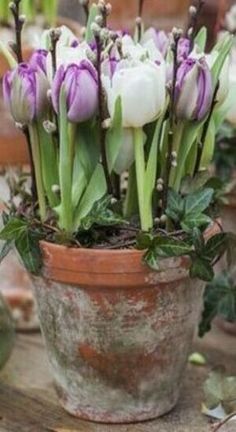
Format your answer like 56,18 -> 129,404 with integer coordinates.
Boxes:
0,0 -> 234,282
0,0 -> 58,26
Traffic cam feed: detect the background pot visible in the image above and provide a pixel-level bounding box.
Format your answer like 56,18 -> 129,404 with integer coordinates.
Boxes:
0,291 -> 15,370
32,240 -> 207,424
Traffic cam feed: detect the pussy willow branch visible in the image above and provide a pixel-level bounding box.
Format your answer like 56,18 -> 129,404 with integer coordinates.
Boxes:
194,81 -> 220,176
188,0 -> 205,49
9,0 -> 37,203
95,35 -> 113,195
138,0 -> 145,17
9,0 -> 23,63
162,35 -> 180,213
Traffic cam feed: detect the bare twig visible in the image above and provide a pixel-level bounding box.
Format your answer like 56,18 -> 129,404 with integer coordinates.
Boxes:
212,412 -> 236,432
9,0 -> 24,63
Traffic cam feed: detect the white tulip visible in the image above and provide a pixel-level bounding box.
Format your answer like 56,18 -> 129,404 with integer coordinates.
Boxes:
226,63 -> 236,126
102,59 -> 166,128
113,129 -> 134,175
40,25 -> 78,50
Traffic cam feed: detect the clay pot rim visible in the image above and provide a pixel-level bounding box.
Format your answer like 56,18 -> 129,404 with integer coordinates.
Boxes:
40,219 -> 220,257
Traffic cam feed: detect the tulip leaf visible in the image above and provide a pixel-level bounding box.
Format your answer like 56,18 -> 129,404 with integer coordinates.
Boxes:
211,34 -> 233,87
194,26 -> 207,52
184,187 -> 214,215
85,3 -> 99,43
106,97 -> 123,174
73,163 -> 106,229
173,121 -> 203,191
0,41 -> 17,69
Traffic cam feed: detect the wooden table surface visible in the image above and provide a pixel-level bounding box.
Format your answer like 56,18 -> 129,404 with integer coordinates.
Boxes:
0,326 -> 236,432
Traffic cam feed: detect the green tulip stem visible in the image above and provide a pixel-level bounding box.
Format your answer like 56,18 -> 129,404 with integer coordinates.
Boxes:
28,124 -> 47,222
58,89 -> 73,233
36,122 -> 59,208
133,127 -> 151,232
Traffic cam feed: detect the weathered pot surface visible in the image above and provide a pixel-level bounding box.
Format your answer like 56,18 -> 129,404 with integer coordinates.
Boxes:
30,222 -> 220,426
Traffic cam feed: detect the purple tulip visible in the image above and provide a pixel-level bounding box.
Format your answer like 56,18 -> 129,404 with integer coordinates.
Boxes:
177,37 -> 191,62
29,49 -> 48,74
102,56 -> 119,78
175,57 -> 213,121
51,60 -> 98,123
3,63 -> 49,124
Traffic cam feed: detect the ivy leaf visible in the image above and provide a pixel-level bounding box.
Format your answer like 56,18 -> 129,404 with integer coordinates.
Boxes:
0,241 -> 13,264
192,227 -> 205,253
166,189 -> 185,222
144,249 -> 160,271
15,229 -> 43,274
190,258 -> 214,282
181,212 -> 212,232
204,233 -> 228,261
80,195 -> 124,230
185,188 -> 214,215
136,232 -> 153,250
152,236 -> 192,258
0,218 -> 27,241
199,272 -> 236,337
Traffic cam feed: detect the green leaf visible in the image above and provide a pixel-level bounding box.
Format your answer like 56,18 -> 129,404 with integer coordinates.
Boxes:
0,218 -> 27,241
136,232 -> 153,250
144,249 -> 161,271
166,189 -> 184,222
185,188 -> 214,215
181,212 -> 212,231
211,34 -> 233,87
73,163 -> 107,229
105,97 -> 123,173
15,230 -> 42,275
194,26 -> 207,51
181,171 -> 211,195
85,3 -> 99,43
190,258 -> 214,282
152,236 -> 192,258
199,272 -> 236,337
204,233 -> 227,261
192,227 -> 205,253
80,196 -> 124,230
188,352 -> 207,366
0,241 -> 13,264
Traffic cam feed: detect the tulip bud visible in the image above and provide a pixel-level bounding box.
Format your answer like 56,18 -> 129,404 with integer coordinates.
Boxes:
175,57 -> 213,121
29,49 -> 48,74
102,59 -> 166,128
51,60 -> 98,123
3,63 -> 49,125
141,28 -> 169,57
177,37 -> 191,62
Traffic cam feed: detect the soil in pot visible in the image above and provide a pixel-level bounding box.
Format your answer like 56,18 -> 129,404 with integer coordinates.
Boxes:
30,221 -> 218,424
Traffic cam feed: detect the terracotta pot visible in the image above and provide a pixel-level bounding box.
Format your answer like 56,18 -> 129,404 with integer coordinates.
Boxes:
31,223 -> 217,423
0,16 -> 81,166
108,0 -> 189,30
